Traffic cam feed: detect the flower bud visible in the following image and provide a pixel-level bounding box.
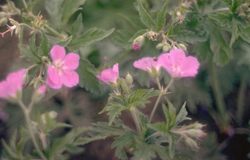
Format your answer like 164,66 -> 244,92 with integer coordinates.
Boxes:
0,18 -> 8,27
185,138 -> 199,150
162,43 -> 171,52
132,36 -> 144,50
32,85 -> 46,104
125,72 -> 133,86
23,73 -> 29,86
156,43 -> 164,50
178,43 -> 187,51
186,129 -> 205,139
0,12 -> 7,18
147,31 -> 158,41
118,78 -> 129,95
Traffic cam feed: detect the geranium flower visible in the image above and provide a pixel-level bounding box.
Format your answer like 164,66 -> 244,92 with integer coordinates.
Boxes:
158,49 -> 199,77
0,69 -> 26,100
96,63 -> 119,85
46,45 -> 80,89
133,57 -> 161,77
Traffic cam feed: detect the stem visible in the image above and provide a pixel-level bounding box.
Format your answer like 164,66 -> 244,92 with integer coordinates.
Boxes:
156,77 -> 161,90
22,0 -> 28,8
149,78 -> 174,123
44,25 -> 65,39
18,101 -> 47,160
130,107 -> 142,135
203,8 -> 230,15
209,59 -> 227,130
237,72 -> 248,125
26,64 -> 37,71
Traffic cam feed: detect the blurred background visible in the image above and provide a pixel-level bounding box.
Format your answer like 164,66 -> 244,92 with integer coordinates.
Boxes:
0,0 -> 250,159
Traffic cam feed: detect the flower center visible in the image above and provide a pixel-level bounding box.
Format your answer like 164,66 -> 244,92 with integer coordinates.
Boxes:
54,61 -> 65,74
172,65 -> 182,74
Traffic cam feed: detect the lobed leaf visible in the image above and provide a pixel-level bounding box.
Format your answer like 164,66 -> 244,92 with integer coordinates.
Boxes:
138,2 -> 157,30
157,1 -> 169,31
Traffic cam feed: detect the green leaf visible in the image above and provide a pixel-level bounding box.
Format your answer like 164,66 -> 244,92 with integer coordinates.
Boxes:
56,36 -> 73,47
137,110 -> 148,132
26,0 -> 41,11
230,18 -> 238,47
107,104 -> 127,126
163,101 -> 176,131
91,122 -> 124,136
238,26 -> 250,44
40,31 -> 50,56
168,133 -> 175,159
112,30 -> 133,49
61,0 -> 86,25
29,34 -> 39,59
16,136 -> 28,158
133,137 -> 156,160
147,122 -> 168,134
18,44 -> 39,63
154,145 -> 171,160
137,70 -> 150,87
111,130 -> 136,160
119,14 -> 143,30
138,2 -> 157,30
157,1 -> 169,30
71,14 -> 84,37
208,13 -> 233,28
175,102 -> 191,125
76,58 -> 101,94
45,0 -> 64,30
1,139 -> 18,159
69,28 -> 115,49
49,127 -> 87,159
194,40 -> 213,61
73,135 -> 106,146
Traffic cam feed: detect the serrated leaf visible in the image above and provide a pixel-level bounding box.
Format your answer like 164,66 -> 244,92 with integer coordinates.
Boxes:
154,145 -> 171,160
45,0 -> 63,30
138,2 -> 157,30
71,14 -> 84,37
18,44 -> 39,63
147,122 -> 168,135
175,102 -> 191,125
61,0 -> 86,25
157,1 -> 169,31
133,137 -> 156,160
107,104 -> 127,126
56,36 -> 73,47
91,122 -> 124,136
112,30 -> 133,49
29,34 -> 39,59
76,58 -> 101,94
73,135 -> 106,146
40,31 -> 50,56
119,14 -> 143,30
69,28 -> 114,49
194,40 -> 213,61
208,13 -> 233,28
163,101 -> 176,131
49,128 -> 87,159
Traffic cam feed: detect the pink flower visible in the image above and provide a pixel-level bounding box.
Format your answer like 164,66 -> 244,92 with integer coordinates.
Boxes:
158,49 -> 199,77
96,63 -> 119,85
0,69 -> 26,100
46,45 -> 80,89
132,44 -> 140,51
134,57 -> 161,72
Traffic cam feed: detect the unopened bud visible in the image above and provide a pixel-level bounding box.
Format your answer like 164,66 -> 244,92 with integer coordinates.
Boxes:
132,36 -> 145,50
185,138 -> 199,150
125,72 -> 133,86
186,129 -> 205,139
148,66 -> 161,78
32,85 -> 46,103
0,18 -> 8,27
156,43 -> 164,50
178,43 -> 187,51
0,12 -> 7,18
23,73 -> 29,86
9,18 -> 19,26
118,78 -> 129,95
162,43 -> 171,52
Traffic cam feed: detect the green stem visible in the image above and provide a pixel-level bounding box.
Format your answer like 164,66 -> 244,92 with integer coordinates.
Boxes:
163,78 -> 174,93
237,72 -> 248,125
209,59 -> 227,130
44,25 -> 65,39
21,0 -> 28,8
18,101 -> 47,160
130,106 -> 142,135
203,7 -> 230,15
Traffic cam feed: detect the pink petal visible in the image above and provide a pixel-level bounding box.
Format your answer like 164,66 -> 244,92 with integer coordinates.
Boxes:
180,57 -> 199,77
6,69 -> 26,95
158,54 -> 172,72
96,69 -> 118,84
132,44 -> 140,50
46,76 -> 63,89
61,70 -> 79,87
133,57 -> 156,71
50,45 -> 66,62
169,49 -> 186,66
112,63 -> 119,74
0,81 -> 8,98
47,65 -> 61,84
62,53 -> 80,70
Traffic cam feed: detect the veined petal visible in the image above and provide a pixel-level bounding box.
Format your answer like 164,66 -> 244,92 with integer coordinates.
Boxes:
133,57 -> 156,71
96,68 -> 118,84
158,53 -> 171,72
62,53 -> 80,70
61,70 -> 79,87
169,49 -> 186,66
181,57 -> 200,77
46,76 -> 63,89
50,45 -> 66,62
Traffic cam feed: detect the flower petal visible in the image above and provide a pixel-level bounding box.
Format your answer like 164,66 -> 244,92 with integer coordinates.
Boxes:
181,56 -> 200,77
6,69 -> 26,94
169,49 -> 186,66
47,65 -> 61,84
158,53 -> 172,72
61,70 -> 79,87
46,76 -> 63,89
62,53 -> 80,70
0,81 -> 8,98
112,63 -> 119,74
133,57 -> 156,71
97,69 -> 118,84
50,45 -> 66,62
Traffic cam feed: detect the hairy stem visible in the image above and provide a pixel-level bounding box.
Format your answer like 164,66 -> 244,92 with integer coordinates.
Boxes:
18,101 -> 47,160
237,72 -> 248,125
130,106 -> 142,135
209,59 -> 227,130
